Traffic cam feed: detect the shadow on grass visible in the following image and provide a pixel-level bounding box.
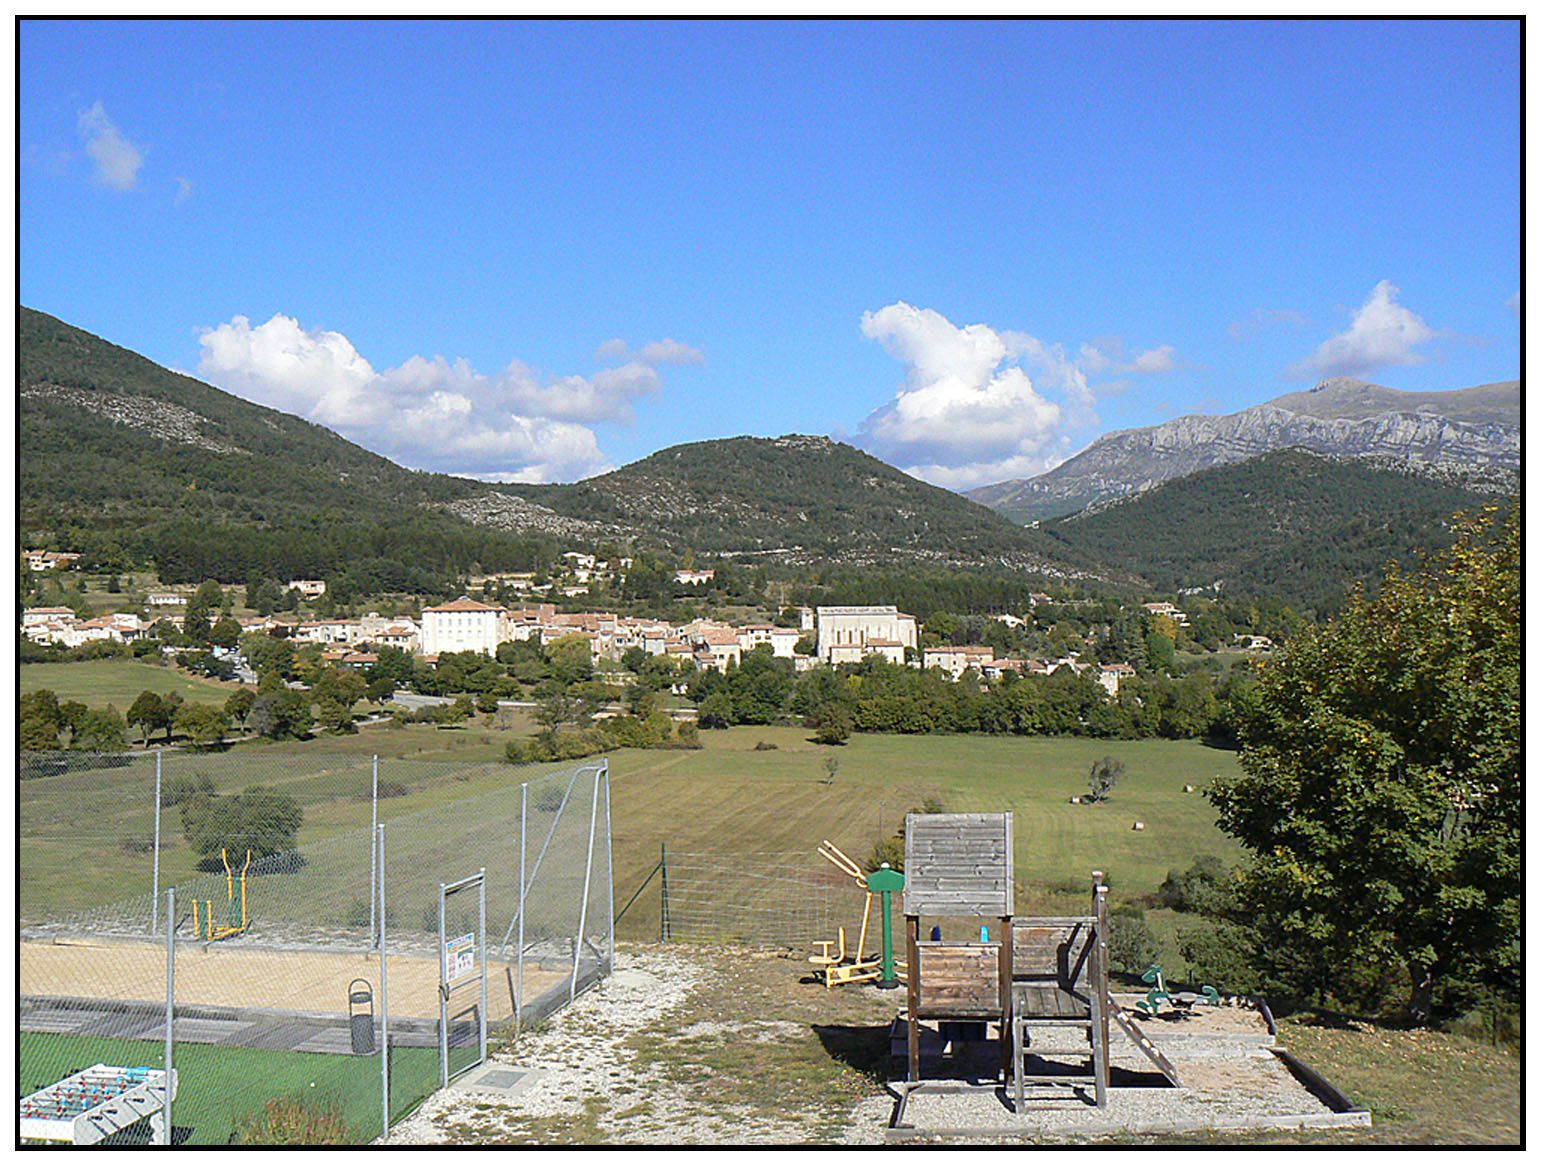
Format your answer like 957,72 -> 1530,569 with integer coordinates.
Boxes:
811,1023 -> 892,1084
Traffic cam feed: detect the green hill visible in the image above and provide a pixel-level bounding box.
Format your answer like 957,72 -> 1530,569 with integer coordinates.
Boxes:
1040,448 -> 1509,611
19,307 -> 553,588
19,308 -> 1102,587
495,434 -> 1101,575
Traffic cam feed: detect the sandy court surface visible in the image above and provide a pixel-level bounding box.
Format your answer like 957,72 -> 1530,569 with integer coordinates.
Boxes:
21,939 -> 570,1022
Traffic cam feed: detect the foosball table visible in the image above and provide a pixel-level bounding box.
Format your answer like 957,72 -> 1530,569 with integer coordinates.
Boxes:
19,1065 -> 178,1145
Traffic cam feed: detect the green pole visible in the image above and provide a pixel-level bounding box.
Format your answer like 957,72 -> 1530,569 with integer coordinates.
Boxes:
867,864 -> 905,990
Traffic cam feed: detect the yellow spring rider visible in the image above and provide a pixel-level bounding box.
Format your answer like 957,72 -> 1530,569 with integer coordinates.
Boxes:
810,841 -> 906,990
192,848 -> 253,941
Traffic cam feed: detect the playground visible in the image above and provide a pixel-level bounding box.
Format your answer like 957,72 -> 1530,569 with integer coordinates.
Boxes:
384,942 -> 1518,1146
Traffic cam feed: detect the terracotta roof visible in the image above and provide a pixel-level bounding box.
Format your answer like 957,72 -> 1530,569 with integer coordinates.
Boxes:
423,597 -> 503,613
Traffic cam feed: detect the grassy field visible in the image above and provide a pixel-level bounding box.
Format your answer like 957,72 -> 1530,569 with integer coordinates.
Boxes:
18,1033 -> 439,1144
21,719 -> 1242,939
22,659 -> 241,709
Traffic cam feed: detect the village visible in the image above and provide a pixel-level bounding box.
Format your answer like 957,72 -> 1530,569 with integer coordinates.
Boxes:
14,548 -> 1231,699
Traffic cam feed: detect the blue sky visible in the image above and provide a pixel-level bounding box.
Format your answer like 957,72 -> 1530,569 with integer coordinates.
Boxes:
21,19 -> 1521,488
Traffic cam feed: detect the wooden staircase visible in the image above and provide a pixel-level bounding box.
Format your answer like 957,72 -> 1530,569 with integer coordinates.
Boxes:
1108,1001 -> 1183,1087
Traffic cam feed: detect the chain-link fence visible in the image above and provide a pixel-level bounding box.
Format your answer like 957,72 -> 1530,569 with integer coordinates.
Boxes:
19,751 -> 612,1145
661,851 -> 857,948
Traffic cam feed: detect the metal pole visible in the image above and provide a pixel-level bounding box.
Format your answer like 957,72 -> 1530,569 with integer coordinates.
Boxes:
378,825 -> 389,1141
602,761 -> 615,976
370,755 -> 379,948
152,751 -> 162,935
497,764 -> 589,955
162,886 -> 174,1146
516,782 -> 527,1031
570,767 -> 600,1002
479,870 -> 488,1067
660,842 -> 670,942
439,883 -> 449,1087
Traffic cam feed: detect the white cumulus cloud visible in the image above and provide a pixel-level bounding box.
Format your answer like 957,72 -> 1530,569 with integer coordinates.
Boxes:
198,314 -> 692,482
857,302 -> 1175,489
1289,280 -> 1438,380
77,101 -> 145,191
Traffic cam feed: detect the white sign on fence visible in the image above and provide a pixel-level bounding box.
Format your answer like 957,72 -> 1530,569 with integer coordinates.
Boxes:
445,932 -> 477,983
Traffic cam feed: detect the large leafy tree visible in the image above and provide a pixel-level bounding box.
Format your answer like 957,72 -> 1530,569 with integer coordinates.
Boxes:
1209,503 -> 1520,1021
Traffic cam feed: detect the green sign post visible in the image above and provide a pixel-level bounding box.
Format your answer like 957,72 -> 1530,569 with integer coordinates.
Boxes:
866,863 -> 905,989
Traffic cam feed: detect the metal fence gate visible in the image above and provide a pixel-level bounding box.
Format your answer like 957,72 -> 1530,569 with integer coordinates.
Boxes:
438,872 -> 488,1086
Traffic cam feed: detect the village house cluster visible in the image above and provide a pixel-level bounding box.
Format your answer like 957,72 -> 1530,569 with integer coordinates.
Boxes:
21,588 -> 1143,694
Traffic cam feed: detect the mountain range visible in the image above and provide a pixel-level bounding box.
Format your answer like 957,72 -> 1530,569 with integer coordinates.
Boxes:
966,377 -> 1521,524
18,306 -> 1516,608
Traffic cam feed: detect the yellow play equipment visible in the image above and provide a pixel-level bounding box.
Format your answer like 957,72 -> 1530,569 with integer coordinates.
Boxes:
192,848 -> 252,941
810,841 -> 907,989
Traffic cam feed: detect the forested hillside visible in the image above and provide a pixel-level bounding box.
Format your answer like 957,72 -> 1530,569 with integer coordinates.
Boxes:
496,434 -> 1100,575
20,307 -> 558,588
1042,448 -> 1506,611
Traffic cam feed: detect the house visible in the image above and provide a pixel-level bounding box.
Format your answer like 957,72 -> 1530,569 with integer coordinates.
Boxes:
992,613 -> 1028,629
1142,602 -> 1190,627
22,606 -> 76,627
22,550 -> 81,571
287,579 -> 328,599
674,569 -> 716,586
923,645 -> 996,680
420,596 -> 507,656
1097,662 -> 1137,697
1235,634 -> 1275,651
692,627 -> 742,672
815,606 -> 918,666
146,592 -> 188,608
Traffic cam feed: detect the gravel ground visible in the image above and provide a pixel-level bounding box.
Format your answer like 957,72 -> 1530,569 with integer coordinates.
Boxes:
382,947 -> 1359,1145
383,947 -> 892,1145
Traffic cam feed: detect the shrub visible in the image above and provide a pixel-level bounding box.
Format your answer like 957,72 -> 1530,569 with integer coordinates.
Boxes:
237,1096 -> 351,1145
161,775 -> 216,808
1087,756 -> 1124,803
1155,854 -> 1236,916
1175,919 -> 1267,995
1105,904 -> 1163,976
753,740 -> 779,751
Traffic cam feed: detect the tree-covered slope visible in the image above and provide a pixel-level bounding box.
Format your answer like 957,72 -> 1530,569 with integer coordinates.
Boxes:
1041,448 -> 1508,612
19,307 -> 554,585
496,434 -> 1103,576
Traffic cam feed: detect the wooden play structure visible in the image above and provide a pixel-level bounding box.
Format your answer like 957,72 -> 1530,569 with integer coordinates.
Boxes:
900,812 -> 1181,1110
810,841 -> 906,989
191,848 -> 252,942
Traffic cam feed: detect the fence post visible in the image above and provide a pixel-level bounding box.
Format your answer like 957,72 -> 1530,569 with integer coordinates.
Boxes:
602,761 -> 615,975
438,882 -> 449,1088
570,766 -> 601,1002
479,869 -> 488,1067
379,824 -> 389,1141
660,842 -> 670,942
516,781 -> 526,1032
370,755 -> 379,948
151,751 -> 162,935
163,885 -> 174,1146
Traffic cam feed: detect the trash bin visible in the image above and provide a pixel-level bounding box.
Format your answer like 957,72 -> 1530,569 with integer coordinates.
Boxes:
349,979 -> 375,1055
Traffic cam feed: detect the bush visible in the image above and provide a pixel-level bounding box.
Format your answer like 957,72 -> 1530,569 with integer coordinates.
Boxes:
180,786 -> 303,868
1175,919 -> 1268,996
237,1096 -> 351,1145
753,740 -> 779,751
1105,905 -> 1163,976
1087,756 -> 1123,803
161,775 -> 216,808
1155,855 -> 1236,915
